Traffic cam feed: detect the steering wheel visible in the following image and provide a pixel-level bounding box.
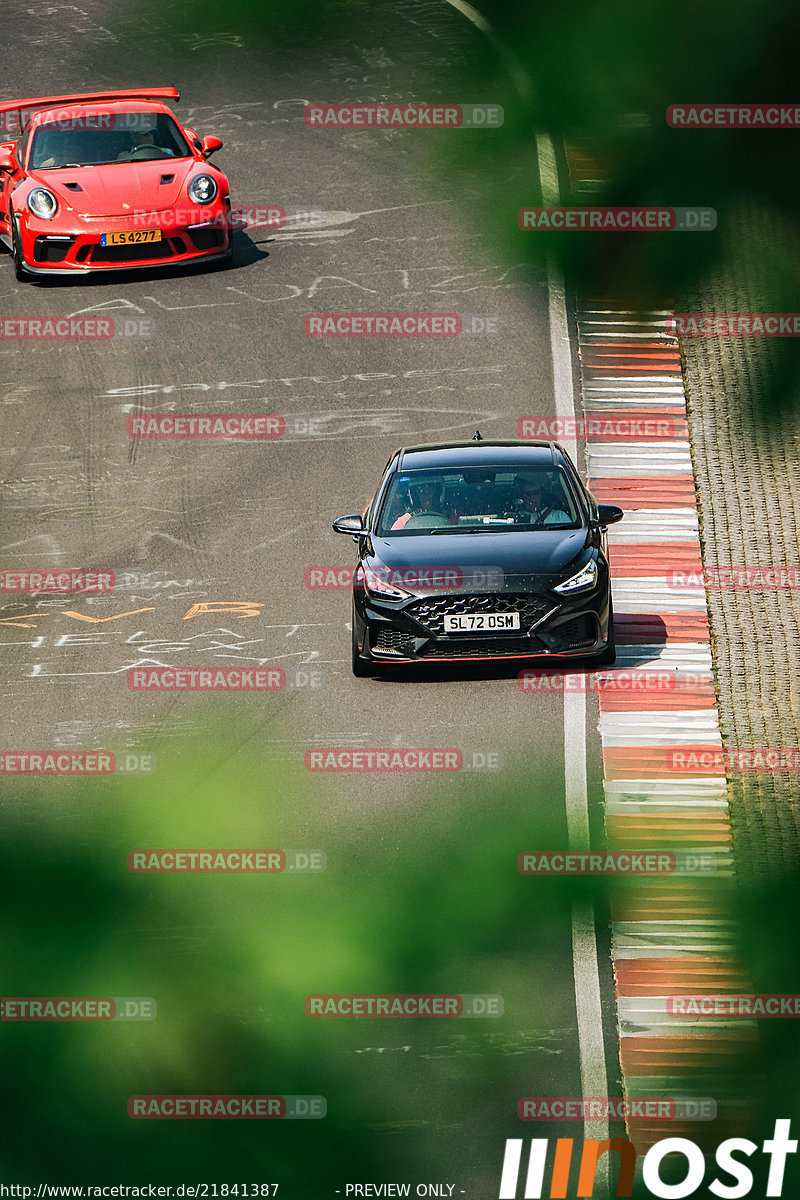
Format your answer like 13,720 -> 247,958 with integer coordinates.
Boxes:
127,146 -> 172,160
403,511 -> 450,529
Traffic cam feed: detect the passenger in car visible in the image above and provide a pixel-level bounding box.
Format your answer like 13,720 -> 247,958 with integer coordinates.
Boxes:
36,131 -> 87,168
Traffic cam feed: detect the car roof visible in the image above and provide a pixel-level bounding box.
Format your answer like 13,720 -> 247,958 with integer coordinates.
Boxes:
395,440 -> 566,471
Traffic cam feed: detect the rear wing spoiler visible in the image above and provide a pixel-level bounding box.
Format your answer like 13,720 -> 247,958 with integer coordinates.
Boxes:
0,87 -> 180,136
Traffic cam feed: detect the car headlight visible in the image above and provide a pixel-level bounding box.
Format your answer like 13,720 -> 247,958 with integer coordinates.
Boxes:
27,188 -> 58,219
187,174 -> 218,205
362,566 -> 412,601
553,559 -> 598,595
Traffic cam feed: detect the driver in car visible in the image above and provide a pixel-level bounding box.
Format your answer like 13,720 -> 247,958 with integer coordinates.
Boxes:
514,476 -> 571,525
390,480 -> 449,530
119,125 -> 174,159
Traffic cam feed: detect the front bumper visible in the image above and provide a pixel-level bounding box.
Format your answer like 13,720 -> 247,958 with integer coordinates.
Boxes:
17,208 -> 232,273
354,585 -> 611,665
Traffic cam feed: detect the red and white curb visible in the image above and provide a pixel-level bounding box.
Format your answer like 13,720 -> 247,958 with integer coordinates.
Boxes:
577,306 -> 755,1148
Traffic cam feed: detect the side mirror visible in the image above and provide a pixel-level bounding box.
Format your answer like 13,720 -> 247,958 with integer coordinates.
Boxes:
201,135 -> 223,158
596,504 -> 624,527
332,514 -> 365,535
0,145 -> 15,172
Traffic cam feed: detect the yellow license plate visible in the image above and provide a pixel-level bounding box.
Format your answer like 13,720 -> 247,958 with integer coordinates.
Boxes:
100,229 -> 162,246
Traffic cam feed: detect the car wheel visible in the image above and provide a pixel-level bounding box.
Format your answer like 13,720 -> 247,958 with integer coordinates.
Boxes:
591,599 -> 616,666
11,217 -> 30,282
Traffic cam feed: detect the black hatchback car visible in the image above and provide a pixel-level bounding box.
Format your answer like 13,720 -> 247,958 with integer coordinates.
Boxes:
333,438 -> 623,676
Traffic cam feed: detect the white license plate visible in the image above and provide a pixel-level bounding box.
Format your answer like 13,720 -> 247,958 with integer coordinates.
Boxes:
444,612 -> 520,633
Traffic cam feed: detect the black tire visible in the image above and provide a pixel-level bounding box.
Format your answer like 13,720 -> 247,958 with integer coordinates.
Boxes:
351,616 -> 373,677
591,597 -> 616,666
11,217 -> 29,282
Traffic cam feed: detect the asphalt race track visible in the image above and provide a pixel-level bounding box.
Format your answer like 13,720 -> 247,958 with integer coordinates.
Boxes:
0,0 -> 622,1192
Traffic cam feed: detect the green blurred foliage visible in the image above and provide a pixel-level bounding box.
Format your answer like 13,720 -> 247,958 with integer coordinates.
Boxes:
0,719 -> 582,1186
2,719 -> 797,1191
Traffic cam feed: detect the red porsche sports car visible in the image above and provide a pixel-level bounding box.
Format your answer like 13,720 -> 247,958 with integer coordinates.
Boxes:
0,87 -> 232,278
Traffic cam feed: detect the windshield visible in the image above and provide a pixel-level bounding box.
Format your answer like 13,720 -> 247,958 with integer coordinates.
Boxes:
375,465 -> 582,536
29,113 -> 191,168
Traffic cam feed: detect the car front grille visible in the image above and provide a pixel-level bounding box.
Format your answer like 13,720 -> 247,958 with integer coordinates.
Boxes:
420,636 -> 547,659
406,592 -> 555,637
